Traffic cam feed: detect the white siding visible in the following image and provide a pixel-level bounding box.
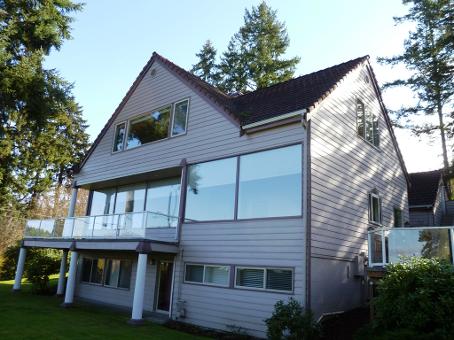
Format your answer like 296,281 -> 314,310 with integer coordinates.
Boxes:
309,64 -> 409,315
172,218 -> 306,338
76,60 -> 305,186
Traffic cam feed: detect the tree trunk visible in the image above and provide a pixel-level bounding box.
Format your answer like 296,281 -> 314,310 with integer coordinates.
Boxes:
437,102 -> 449,171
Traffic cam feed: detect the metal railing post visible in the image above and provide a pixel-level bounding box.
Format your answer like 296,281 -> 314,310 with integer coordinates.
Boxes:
381,229 -> 387,266
450,228 -> 454,265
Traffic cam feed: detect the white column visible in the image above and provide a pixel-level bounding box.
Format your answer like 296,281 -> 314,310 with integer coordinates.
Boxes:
12,247 -> 27,291
62,250 -> 78,307
68,186 -> 78,217
130,253 -> 148,324
56,250 -> 68,296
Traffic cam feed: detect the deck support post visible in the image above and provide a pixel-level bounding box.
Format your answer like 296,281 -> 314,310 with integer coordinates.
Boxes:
129,241 -> 151,325
68,185 -> 78,217
12,246 -> 27,292
56,250 -> 68,296
62,242 -> 78,307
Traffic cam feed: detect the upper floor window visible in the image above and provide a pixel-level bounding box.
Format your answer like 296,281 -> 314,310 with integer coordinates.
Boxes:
393,207 -> 402,227
369,192 -> 382,224
112,98 -> 190,152
356,99 -> 379,147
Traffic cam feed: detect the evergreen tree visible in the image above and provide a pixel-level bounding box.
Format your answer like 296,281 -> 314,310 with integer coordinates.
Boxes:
379,0 -> 454,171
191,40 -> 220,85
0,0 -> 89,222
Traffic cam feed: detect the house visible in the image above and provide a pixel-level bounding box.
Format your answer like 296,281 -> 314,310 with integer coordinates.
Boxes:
408,170 -> 450,226
13,53 -> 409,338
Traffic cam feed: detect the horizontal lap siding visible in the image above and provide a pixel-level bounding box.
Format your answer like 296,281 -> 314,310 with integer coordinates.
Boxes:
409,210 -> 433,226
310,65 -> 409,260
76,61 -> 305,186
173,218 -> 305,338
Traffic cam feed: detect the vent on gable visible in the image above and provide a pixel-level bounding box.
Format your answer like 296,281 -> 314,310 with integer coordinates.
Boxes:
364,74 -> 370,83
150,68 -> 157,78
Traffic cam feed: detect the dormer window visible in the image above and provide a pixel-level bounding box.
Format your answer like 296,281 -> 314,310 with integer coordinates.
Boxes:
356,99 -> 379,147
113,98 -> 189,152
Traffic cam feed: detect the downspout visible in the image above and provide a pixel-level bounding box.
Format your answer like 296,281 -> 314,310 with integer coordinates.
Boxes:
305,119 -> 312,311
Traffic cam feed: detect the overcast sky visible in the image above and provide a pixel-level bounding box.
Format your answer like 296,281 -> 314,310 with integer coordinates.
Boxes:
44,0 -> 447,173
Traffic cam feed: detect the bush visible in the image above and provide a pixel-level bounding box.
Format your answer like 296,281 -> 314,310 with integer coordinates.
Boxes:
372,257 -> 454,337
265,298 -> 320,340
0,243 -> 62,293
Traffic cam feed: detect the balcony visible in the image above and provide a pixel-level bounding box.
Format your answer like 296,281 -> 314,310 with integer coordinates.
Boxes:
24,211 -> 179,241
368,226 -> 454,267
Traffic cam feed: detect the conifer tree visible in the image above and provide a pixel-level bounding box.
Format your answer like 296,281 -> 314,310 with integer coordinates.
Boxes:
191,40 -> 220,85
379,0 -> 454,171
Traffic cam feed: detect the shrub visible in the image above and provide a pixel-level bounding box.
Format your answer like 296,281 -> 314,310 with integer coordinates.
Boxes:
265,298 -> 320,340
26,252 -> 61,294
373,257 -> 454,336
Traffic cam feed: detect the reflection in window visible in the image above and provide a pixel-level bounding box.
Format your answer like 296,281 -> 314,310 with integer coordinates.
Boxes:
172,100 -> 189,136
81,257 -> 132,289
145,178 -> 180,227
115,184 -> 146,213
238,145 -> 302,219
90,259 -> 105,284
369,192 -> 382,224
126,106 -> 171,149
184,264 -> 229,286
90,189 -> 115,216
186,158 -> 237,221
113,122 -> 126,152
356,99 -> 379,147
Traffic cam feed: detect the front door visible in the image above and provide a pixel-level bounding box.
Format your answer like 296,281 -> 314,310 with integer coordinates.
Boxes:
156,261 -> 173,313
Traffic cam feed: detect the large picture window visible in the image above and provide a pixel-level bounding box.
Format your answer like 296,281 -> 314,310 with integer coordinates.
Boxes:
356,99 -> 379,147
145,178 -> 181,227
81,257 -> 132,289
185,158 -> 237,221
238,145 -> 302,219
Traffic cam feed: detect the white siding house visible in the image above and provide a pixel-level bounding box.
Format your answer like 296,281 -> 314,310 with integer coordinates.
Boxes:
15,53 -> 409,338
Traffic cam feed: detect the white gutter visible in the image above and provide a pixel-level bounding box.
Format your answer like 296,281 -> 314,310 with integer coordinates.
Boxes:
241,109 -> 307,130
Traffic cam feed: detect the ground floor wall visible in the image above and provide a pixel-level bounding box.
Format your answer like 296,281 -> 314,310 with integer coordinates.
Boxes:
310,257 -> 365,318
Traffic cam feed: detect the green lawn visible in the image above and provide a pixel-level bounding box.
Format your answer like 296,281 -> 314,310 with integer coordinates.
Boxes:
0,278 -> 208,340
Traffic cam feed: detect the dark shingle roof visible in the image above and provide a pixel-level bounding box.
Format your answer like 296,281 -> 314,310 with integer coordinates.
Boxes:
408,170 -> 442,207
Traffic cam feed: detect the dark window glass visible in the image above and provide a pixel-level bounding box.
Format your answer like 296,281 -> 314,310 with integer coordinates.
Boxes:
266,269 -> 292,291
118,260 -> 132,288
172,100 -> 189,136
81,258 -> 92,282
126,106 -> 171,149
145,178 -> 181,227
185,265 -> 204,283
369,194 -> 382,224
356,100 -> 365,138
238,145 -> 302,219
90,259 -> 105,284
394,208 -> 402,228
185,158 -> 237,221
104,259 -> 120,287
236,268 -> 264,288
113,122 -> 126,152
356,99 -> 379,147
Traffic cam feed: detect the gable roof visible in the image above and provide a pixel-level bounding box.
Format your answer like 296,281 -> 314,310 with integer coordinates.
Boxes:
408,170 -> 443,207
77,53 -> 406,181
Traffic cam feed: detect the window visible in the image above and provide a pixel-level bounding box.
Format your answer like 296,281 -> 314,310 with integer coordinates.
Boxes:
356,99 -> 379,147
238,145 -> 302,218
394,208 -> 402,228
235,267 -> 293,292
145,178 -> 181,227
81,257 -> 132,289
369,192 -> 382,224
113,122 -> 126,152
90,188 -> 116,215
185,158 -> 237,221
171,99 -> 189,136
126,105 -> 171,149
114,184 -> 146,214
185,264 -> 230,286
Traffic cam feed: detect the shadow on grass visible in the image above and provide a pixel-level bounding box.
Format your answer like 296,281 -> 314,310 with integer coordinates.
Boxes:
0,279 -> 208,340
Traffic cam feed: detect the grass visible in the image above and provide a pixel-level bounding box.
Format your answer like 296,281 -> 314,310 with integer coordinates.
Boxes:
0,278 -> 209,340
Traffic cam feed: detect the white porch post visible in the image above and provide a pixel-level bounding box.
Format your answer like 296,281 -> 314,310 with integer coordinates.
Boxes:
62,243 -> 78,307
56,250 -> 68,296
12,246 -> 27,291
129,241 -> 151,325
68,185 -> 78,217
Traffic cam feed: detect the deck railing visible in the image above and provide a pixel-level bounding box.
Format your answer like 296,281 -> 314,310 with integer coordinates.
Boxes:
368,226 -> 454,267
24,211 -> 178,239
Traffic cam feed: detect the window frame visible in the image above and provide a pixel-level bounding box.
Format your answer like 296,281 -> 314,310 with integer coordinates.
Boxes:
184,263 -> 230,288
368,192 -> 382,225
170,98 -> 190,137
112,121 -> 127,153
356,98 -> 379,148
80,256 -> 132,290
234,266 -> 294,293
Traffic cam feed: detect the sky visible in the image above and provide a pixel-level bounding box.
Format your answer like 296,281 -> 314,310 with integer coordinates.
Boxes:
44,0 -> 447,173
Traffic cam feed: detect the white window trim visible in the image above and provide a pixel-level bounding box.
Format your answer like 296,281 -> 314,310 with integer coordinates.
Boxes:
170,98 -> 190,138
369,192 -> 382,225
112,121 -> 127,153
184,263 -> 230,288
234,266 -> 294,293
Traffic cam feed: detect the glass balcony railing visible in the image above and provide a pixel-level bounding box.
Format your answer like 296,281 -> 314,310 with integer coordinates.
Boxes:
368,226 -> 454,267
24,211 -> 179,240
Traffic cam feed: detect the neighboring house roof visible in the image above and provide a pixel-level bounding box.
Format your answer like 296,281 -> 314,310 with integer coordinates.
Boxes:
408,170 -> 442,207
77,52 -> 408,182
